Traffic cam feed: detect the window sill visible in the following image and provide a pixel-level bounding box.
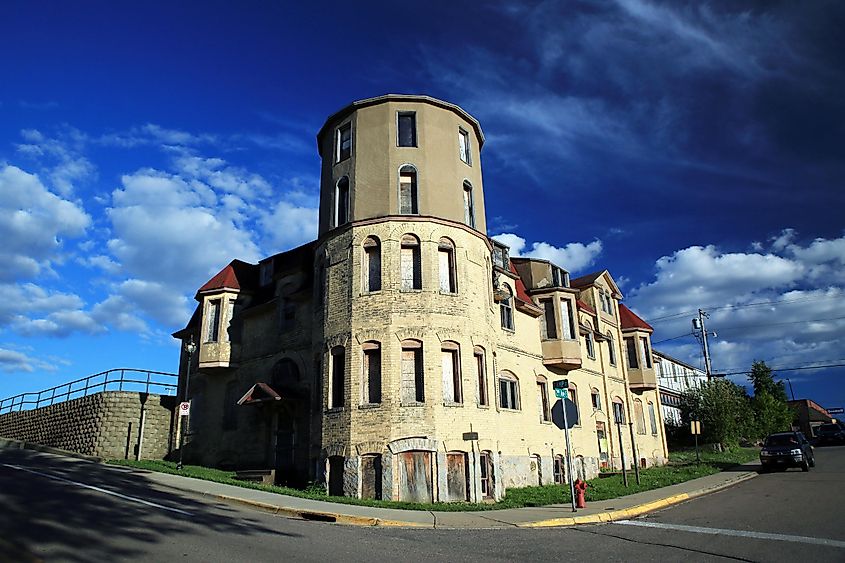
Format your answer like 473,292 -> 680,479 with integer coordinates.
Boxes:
498,407 -> 521,413
500,326 -> 516,333
438,290 -> 459,296
399,288 -> 423,293
442,401 -> 464,408
358,403 -> 381,410
324,407 -> 345,415
361,290 -> 383,297
540,420 -> 552,425
400,401 -> 426,407
476,404 -> 490,409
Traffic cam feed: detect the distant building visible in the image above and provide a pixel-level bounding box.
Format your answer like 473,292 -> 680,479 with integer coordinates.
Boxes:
173,94 -> 668,502
788,399 -> 834,438
654,350 -> 707,426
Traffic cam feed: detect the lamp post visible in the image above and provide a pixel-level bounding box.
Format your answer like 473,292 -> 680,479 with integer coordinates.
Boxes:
177,336 -> 196,471
784,377 -> 796,401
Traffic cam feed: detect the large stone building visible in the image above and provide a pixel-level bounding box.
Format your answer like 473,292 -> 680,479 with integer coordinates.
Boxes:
173,94 -> 667,502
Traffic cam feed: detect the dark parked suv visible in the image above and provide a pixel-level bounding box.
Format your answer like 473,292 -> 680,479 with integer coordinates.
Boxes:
760,431 -> 815,472
815,423 -> 845,446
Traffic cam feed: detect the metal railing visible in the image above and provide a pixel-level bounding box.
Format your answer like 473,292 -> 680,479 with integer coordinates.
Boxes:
0,368 -> 178,415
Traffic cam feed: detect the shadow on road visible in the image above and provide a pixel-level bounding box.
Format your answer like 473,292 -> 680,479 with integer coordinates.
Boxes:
0,449 -> 300,561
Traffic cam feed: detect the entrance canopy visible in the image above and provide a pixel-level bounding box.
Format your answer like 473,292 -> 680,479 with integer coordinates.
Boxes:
237,382 -> 283,406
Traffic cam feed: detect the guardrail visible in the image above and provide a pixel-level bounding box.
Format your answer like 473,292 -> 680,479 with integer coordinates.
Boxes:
0,368 -> 178,415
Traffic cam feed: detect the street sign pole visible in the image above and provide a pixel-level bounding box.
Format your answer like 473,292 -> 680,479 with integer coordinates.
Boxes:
692,419 -> 701,464
617,421 -> 628,487
560,394 -> 577,513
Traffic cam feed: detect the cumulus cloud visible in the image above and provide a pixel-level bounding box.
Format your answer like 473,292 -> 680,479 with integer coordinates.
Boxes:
492,233 -> 603,273
0,165 -> 91,281
0,347 -> 59,373
629,231 -> 845,380
15,127 -> 95,196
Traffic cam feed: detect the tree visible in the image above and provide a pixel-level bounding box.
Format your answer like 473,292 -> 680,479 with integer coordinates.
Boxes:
748,360 -> 793,438
679,379 -> 752,449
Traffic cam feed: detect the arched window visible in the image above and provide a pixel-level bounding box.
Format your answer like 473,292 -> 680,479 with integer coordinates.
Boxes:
400,339 -> 424,403
474,346 -> 488,406
498,371 -> 520,410
553,454 -> 565,484
568,382 -> 580,425
438,237 -> 457,293
335,176 -> 349,226
362,341 -> 381,404
634,398 -> 646,434
398,165 -> 418,214
612,397 -> 625,424
400,234 -> 422,290
480,450 -> 494,499
607,332 -> 617,366
536,375 -> 550,422
500,284 -> 514,330
330,346 -> 345,409
590,387 -> 602,411
441,341 -> 462,403
362,236 -> 381,292
584,322 -> 595,358
463,180 -> 475,228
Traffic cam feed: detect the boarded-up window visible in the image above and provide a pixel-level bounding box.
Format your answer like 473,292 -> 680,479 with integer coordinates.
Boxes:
537,377 -> 550,422
568,384 -> 580,424
474,346 -> 488,406
553,454 -> 565,484
363,237 -> 381,292
530,454 -> 542,486
541,299 -> 557,339
463,181 -> 475,227
360,454 -> 382,500
441,342 -> 461,403
597,421 -> 609,466
400,234 -> 422,290
438,238 -> 457,293
607,333 -> 617,365
330,346 -> 345,409
204,299 -> 221,342
399,165 -> 418,214
328,455 -> 344,496
398,451 -> 432,503
401,340 -> 424,403
445,452 -> 469,502
480,451 -> 493,498
560,298 -> 575,340
634,399 -> 646,434
584,323 -> 595,358
613,398 -> 626,424
363,342 -> 381,404
625,337 -> 639,369
648,401 -> 658,435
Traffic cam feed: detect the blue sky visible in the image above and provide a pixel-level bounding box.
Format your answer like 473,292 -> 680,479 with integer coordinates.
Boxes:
1,1 -> 843,410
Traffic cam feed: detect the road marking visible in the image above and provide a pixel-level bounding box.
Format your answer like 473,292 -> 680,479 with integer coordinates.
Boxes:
2,463 -> 193,517
615,519 -> 845,549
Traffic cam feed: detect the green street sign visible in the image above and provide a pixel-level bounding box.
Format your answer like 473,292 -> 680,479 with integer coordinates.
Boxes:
554,388 -> 569,400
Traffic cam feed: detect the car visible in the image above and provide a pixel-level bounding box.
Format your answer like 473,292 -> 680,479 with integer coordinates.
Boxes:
759,431 -> 815,472
815,423 -> 845,446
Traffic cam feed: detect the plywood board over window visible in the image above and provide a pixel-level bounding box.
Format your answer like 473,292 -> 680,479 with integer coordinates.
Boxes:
445,452 -> 469,502
398,451 -> 433,503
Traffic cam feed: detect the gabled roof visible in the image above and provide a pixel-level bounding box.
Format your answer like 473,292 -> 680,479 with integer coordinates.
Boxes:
619,304 -> 653,333
570,269 -> 623,298
197,259 -> 257,296
509,262 -> 534,306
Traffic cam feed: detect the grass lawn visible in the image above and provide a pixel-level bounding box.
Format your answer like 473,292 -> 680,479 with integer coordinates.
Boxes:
108,446 -> 758,512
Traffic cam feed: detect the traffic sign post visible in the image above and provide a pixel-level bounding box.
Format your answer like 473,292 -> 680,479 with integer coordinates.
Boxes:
179,401 -> 191,417
552,379 -> 577,512
691,419 -> 702,463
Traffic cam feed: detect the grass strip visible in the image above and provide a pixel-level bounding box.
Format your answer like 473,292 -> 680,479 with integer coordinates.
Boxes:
108,447 -> 758,512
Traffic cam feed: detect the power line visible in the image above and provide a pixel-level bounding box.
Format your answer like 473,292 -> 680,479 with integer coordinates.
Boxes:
719,363 -> 845,376
652,333 -> 694,345
645,294 -> 841,324
652,315 -> 845,344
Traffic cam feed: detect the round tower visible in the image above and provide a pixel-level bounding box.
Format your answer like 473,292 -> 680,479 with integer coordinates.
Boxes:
314,95 -> 499,502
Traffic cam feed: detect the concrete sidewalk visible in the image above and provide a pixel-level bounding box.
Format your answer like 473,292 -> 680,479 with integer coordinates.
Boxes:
134,464 -> 760,529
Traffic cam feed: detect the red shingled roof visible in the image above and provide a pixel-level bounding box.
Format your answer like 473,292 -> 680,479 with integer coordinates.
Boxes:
576,299 -> 595,314
197,259 -> 255,295
619,303 -> 653,332
509,262 -> 533,305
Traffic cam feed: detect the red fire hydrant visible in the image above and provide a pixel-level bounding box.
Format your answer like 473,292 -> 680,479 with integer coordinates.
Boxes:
574,478 -> 588,508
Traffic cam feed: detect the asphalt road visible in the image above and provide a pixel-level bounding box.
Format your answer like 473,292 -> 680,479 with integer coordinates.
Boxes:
1,446 -> 844,562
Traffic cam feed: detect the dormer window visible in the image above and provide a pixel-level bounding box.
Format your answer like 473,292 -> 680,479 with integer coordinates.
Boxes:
492,242 -> 509,269
551,266 -> 568,288
204,299 -> 222,342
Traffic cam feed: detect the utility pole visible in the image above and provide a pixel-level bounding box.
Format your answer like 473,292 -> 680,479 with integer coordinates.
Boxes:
693,309 -> 713,382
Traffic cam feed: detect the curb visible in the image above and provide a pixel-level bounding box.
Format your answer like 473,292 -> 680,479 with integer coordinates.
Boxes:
202,470 -> 759,529
0,437 -> 102,463
517,471 -> 759,528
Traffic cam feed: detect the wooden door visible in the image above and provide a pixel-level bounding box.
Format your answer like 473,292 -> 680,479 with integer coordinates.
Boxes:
445,452 -> 468,502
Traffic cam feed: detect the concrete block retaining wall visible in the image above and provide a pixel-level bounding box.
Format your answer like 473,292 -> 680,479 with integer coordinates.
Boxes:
0,391 -> 176,460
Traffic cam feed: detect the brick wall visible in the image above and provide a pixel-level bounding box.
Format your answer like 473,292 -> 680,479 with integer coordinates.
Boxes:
0,391 -> 176,460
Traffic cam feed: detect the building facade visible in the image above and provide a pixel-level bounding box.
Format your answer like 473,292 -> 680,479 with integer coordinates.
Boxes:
654,351 -> 707,426
173,94 -> 667,502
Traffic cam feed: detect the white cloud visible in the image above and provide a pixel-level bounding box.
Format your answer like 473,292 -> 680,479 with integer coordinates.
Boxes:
0,165 -> 91,281
15,127 -> 95,196
492,233 -> 603,273
260,200 -> 319,253
0,347 -> 59,373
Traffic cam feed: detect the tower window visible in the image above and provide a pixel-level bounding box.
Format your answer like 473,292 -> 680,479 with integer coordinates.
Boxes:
441,341 -> 462,403
363,236 -> 381,292
500,284 -> 514,330
330,346 -> 345,409
401,339 -> 424,403
463,181 -> 475,228
399,165 -> 418,214
362,341 -> 382,404
397,112 -> 417,147
459,128 -> 471,165
336,123 -> 352,162
400,234 -> 422,291
438,238 -> 457,293
335,176 -> 349,226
